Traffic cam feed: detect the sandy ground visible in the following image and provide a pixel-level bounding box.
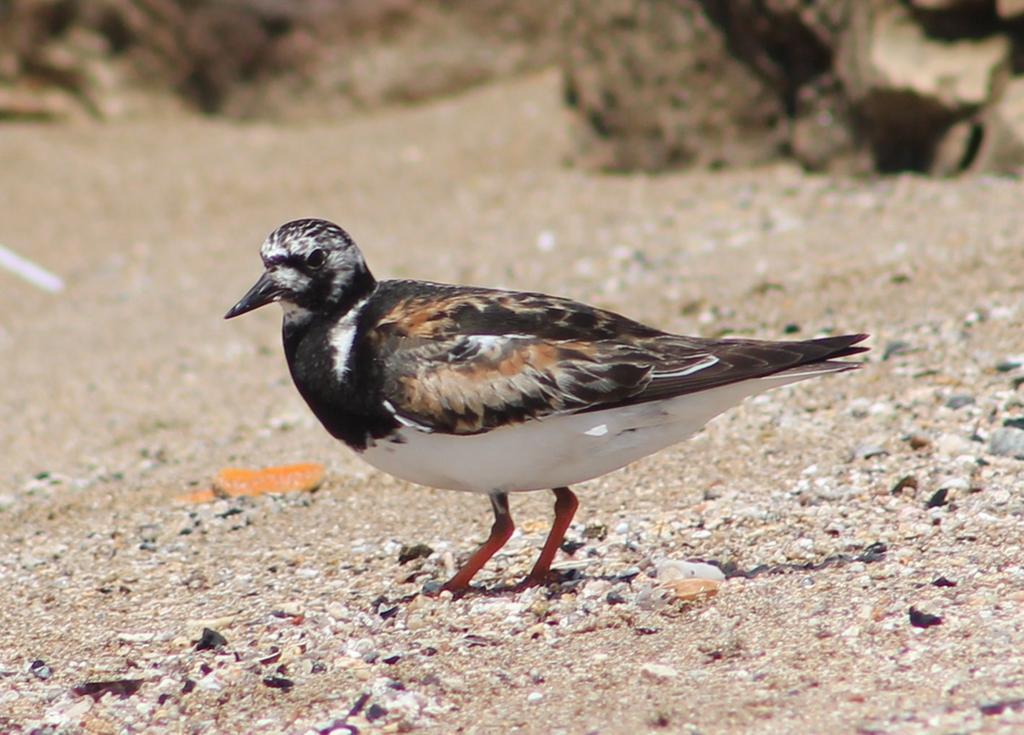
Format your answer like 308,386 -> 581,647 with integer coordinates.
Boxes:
2,71 -> 1024,734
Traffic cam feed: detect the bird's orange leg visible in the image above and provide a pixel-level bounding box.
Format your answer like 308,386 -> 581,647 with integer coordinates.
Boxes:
442,493 -> 513,595
519,487 -> 579,589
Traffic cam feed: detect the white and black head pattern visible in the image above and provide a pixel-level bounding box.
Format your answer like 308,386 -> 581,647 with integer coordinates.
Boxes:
225,219 -> 376,322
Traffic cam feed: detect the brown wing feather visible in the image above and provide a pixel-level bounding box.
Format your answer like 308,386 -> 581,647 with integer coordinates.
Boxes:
367,284 -> 867,435
381,335 -> 653,434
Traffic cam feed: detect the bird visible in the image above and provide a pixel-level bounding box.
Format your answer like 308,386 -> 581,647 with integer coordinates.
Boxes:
225,218 -> 868,595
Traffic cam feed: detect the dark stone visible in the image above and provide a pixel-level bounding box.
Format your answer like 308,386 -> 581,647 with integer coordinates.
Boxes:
71,678 -> 145,701
926,488 -> 949,508
397,543 -> 434,564
421,580 -> 443,596
560,539 -> 585,555
859,542 -> 888,562
606,590 -> 627,605
347,692 -> 371,719
262,676 -> 295,690
194,627 -> 227,651
616,567 -> 641,583
29,660 -> 52,680
979,698 -> 1024,716
908,606 -> 943,628
892,475 -> 919,494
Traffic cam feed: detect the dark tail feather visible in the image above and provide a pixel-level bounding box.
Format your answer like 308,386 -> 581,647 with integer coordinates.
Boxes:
805,333 -> 870,361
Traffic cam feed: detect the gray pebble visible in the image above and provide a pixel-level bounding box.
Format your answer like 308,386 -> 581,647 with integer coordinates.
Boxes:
995,356 -> 1024,372
944,394 -> 975,410
853,444 -> 888,460
989,427 -> 1024,459
606,589 -> 628,605
883,341 -> 912,361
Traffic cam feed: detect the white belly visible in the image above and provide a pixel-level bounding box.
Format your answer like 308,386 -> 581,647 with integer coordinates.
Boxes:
359,378 -> 789,493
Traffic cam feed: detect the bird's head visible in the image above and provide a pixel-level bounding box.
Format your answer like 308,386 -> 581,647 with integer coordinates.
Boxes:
225,218 -> 375,321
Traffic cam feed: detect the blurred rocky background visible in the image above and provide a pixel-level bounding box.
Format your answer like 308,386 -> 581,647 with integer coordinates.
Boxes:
0,0 -> 559,118
4,0 -> 1024,175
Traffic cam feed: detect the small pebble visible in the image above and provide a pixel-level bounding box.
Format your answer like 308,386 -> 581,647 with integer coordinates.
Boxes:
944,394 -> 975,410
640,663 -> 679,682
883,341 -> 912,360
907,433 -> 931,450
891,475 -> 918,495
925,489 -> 949,509
853,444 -> 887,460
989,427 -> 1024,459
617,566 -> 641,582
995,356 -> 1024,372
72,679 -> 145,700
908,607 -> 943,629
398,543 -> 434,564
536,231 -> 556,252
194,628 -> 227,651
262,676 -> 294,691
935,433 -> 974,456
606,589 -> 628,605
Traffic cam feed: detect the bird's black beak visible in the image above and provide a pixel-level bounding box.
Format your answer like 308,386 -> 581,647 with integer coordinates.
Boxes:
224,270 -> 281,319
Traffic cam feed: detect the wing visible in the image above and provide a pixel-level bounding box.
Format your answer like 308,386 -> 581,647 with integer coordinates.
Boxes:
378,333 -> 657,434
366,281 -> 867,435
366,282 -> 687,434
605,333 -> 870,408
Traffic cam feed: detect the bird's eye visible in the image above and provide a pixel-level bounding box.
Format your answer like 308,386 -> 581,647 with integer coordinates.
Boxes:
305,249 -> 327,268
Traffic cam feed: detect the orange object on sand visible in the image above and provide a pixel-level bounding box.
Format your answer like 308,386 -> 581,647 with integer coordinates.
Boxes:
214,463 -> 325,496
176,463 -> 325,504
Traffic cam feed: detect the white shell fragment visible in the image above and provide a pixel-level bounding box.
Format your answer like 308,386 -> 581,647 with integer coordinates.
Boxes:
0,243 -> 64,292
655,559 -> 726,582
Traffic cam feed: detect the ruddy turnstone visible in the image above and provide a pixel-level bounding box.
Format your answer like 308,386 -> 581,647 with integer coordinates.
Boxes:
226,218 -> 868,594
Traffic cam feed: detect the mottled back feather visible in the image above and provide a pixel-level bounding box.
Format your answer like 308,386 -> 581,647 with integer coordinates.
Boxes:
361,281 -> 867,435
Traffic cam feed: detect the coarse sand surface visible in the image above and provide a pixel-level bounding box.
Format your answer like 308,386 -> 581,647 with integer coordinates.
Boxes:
2,72 -> 1023,734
